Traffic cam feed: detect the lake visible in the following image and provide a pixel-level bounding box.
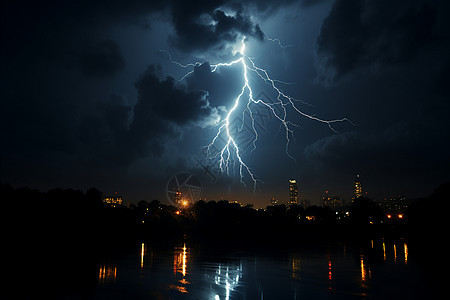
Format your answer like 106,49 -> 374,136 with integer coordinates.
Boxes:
90,238 -> 435,299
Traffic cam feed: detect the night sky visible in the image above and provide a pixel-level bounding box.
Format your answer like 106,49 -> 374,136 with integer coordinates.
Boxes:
2,0 -> 449,207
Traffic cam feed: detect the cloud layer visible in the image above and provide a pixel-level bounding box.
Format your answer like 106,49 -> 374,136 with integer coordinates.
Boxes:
315,0 -> 440,84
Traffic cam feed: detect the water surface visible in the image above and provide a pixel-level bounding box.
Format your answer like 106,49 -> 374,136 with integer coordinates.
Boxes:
93,239 -> 432,299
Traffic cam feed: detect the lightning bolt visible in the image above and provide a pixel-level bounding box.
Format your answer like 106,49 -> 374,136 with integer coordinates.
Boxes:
162,36 -> 351,191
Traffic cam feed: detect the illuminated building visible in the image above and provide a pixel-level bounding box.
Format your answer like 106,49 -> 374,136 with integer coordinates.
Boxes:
270,197 -> 278,206
288,179 -> 298,205
322,192 -> 342,211
354,175 -> 362,200
381,195 -> 408,215
103,192 -> 123,207
174,189 -> 182,206
229,200 -> 244,207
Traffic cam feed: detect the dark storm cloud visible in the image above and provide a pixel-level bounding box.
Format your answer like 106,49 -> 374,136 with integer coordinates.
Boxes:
0,0 -> 165,63
304,111 -> 450,185
304,126 -> 411,173
134,66 -> 217,127
169,2 -> 264,53
128,65 -> 219,157
1,61 -> 219,179
75,65 -> 220,166
79,39 -> 125,77
1,0 -> 265,155
315,0 -> 441,84
2,0 -> 292,187
1,0 -> 271,61
299,0 -> 327,7
77,93 -> 132,166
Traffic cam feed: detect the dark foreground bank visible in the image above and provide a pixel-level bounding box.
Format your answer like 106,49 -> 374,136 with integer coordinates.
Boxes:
3,182 -> 448,298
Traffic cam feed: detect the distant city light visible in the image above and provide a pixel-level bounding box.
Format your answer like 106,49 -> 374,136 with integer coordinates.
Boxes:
103,195 -> 123,207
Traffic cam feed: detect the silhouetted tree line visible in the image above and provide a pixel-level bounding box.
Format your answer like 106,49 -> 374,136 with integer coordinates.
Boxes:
407,182 -> 449,253
2,183 -> 137,255
2,183 -> 120,298
3,182 -> 449,245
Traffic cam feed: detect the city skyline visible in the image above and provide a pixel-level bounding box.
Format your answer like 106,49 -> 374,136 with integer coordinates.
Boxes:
1,0 -> 449,207
103,175 -> 416,209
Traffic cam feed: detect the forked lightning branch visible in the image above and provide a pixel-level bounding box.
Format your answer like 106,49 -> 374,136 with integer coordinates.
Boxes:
163,36 -> 350,190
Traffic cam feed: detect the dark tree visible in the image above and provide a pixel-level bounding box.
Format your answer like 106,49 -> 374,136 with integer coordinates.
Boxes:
350,197 -> 383,225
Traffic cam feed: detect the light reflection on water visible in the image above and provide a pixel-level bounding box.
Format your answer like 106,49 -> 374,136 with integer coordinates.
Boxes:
98,264 -> 116,284
172,243 -> 189,293
212,261 -> 242,299
95,239 -> 420,299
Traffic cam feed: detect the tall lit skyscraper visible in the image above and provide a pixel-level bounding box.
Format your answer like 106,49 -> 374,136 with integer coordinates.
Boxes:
174,188 -> 182,205
289,179 -> 298,205
354,175 -> 362,199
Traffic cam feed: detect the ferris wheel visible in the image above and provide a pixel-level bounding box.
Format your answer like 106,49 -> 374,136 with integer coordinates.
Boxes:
166,172 -> 202,206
